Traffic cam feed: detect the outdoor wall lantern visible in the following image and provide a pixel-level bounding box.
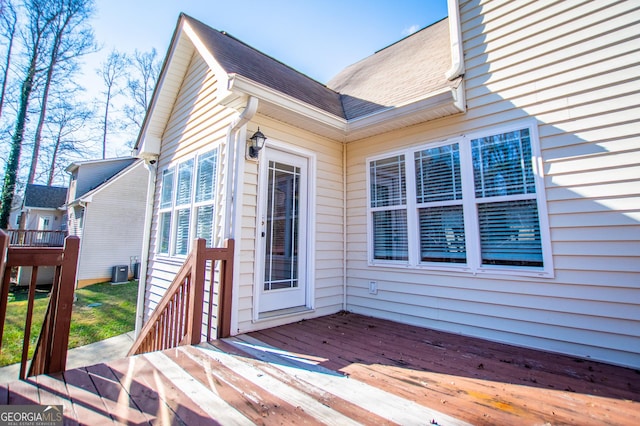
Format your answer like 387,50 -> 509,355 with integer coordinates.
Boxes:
248,128 -> 267,158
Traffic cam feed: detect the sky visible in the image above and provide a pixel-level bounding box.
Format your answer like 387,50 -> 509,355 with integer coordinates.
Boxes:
86,0 -> 448,85
58,0 -> 448,160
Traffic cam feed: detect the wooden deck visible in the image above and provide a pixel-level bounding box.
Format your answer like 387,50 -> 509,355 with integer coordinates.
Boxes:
1,312 -> 638,425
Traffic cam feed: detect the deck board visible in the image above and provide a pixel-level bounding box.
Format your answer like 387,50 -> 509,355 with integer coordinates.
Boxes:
0,313 -> 637,425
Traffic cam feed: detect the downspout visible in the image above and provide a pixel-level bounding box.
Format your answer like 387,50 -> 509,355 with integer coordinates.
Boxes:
223,95 -> 258,336
445,0 -> 465,81
342,141 -> 348,311
134,160 -> 157,336
224,96 -> 258,239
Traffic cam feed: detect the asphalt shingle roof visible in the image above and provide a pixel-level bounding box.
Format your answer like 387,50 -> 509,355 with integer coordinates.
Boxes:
327,18 -> 454,120
185,17 -> 345,118
183,15 -> 454,122
23,184 -> 67,209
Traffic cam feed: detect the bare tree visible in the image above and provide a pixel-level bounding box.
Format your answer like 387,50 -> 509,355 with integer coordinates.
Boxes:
97,49 -> 127,159
45,97 -> 93,185
27,0 -> 95,183
122,47 -> 160,140
0,0 -> 60,229
0,0 -> 18,119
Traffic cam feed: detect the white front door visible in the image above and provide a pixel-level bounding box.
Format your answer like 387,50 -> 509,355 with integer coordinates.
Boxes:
257,149 -> 308,313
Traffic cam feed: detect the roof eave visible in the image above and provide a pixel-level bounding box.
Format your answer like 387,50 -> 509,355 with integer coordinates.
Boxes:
227,74 -> 347,131
227,74 -> 465,143
345,82 -> 466,142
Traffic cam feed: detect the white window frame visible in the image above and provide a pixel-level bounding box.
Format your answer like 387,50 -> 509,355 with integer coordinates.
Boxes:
366,120 -> 554,278
157,167 -> 174,255
156,148 -> 220,258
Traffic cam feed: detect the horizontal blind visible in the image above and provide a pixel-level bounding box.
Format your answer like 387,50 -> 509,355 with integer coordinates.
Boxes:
418,205 -> 466,263
158,212 -> 171,254
195,150 -> 217,203
370,155 -> 406,207
174,208 -> 190,255
372,210 -> 408,261
415,143 -> 462,203
195,205 -> 214,247
160,168 -> 174,209
176,159 -> 194,206
477,200 -> 543,266
472,129 -> 535,198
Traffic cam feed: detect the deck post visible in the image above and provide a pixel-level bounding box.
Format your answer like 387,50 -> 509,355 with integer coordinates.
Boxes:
44,236 -> 80,373
217,238 -> 234,338
187,238 -> 206,345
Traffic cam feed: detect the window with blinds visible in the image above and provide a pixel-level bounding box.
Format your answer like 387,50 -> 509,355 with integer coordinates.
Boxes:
194,150 -> 218,246
157,149 -> 219,256
367,123 -> 552,276
415,144 -> 466,263
471,129 -> 542,267
370,155 -> 408,261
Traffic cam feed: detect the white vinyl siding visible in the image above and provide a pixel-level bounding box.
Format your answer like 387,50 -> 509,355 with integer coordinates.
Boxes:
144,52 -> 234,332
234,119 -> 344,334
347,0 -> 640,368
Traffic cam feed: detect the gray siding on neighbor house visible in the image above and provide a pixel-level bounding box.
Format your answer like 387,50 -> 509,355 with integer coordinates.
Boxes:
71,158 -> 136,200
344,0 -> 640,367
75,162 -> 148,283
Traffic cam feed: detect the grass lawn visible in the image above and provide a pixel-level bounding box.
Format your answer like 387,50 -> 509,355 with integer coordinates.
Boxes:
0,280 -> 138,367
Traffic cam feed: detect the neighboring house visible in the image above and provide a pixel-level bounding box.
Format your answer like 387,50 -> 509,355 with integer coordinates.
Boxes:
11,184 -> 67,285
14,184 -> 67,232
134,1 -> 639,368
65,158 -> 148,287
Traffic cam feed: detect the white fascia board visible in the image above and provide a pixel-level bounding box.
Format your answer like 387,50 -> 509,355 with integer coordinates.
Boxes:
347,87 -> 462,133
227,74 -> 347,131
183,20 -> 233,104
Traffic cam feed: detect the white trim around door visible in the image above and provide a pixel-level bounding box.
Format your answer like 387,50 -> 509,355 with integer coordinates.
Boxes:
254,144 -> 315,319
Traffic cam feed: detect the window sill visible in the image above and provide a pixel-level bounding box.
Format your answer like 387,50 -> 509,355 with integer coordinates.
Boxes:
368,260 -> 554,279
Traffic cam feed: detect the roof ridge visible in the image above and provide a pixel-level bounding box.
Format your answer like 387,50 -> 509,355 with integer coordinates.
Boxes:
374,16 -> 448,54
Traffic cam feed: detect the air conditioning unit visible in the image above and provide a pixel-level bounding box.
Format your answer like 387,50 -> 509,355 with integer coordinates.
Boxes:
111,265 -> 129,284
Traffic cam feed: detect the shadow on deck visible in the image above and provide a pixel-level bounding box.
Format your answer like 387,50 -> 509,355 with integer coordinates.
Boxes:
1,313 -> 638,425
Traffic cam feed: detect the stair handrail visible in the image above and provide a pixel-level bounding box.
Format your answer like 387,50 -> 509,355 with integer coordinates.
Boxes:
128,238 -> 234,356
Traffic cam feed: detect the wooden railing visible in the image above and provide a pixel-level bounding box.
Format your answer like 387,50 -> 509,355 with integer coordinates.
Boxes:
128,238 -> 234,356
7,229 -> 67,247
0,229 -> 80,379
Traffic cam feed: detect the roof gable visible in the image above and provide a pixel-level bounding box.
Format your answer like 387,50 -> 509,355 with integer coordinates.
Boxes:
328,18 -> 455,120
185,16 -> 345,118
137,12 -> 462,149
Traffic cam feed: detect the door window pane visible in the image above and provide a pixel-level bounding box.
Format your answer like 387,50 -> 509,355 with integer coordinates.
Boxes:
264,161 -> 300,291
